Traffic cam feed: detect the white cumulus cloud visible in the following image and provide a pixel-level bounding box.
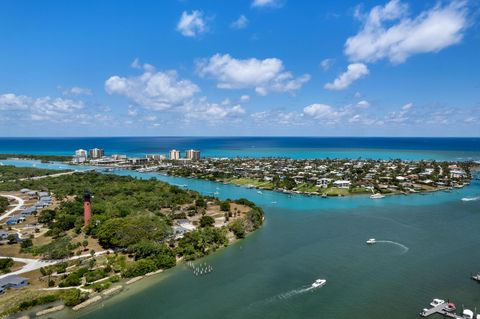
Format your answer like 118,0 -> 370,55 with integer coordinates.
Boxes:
176,10 -> 207,37
231,15 -> 249,29
324,63 -> 369,90
183,98 -> 246,123
251,0 -> 283,8
0,93 -> 85,122
0,93 -> 31,110
303,104 -> 336,119
345,0 -> 469,64
196,53 -> 310,95
320,58 -> 334,71
63,86 -> 92,96
356,100 -> 370,108
105,64 -> 200,110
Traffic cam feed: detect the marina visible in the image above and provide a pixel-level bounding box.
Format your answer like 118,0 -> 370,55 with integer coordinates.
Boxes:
420,300 -> 478,318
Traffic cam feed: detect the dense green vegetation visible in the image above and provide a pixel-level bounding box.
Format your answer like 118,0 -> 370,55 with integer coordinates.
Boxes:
1,171 -> 263,279
0,165 -> 69,182
0,196 -> 8,213
2,289 -> 86,316
0,258 -> 14,274
18,294 -> 59,311
0,153 -> 72,162
26,236 -> 80,259
177,227 -> 229,261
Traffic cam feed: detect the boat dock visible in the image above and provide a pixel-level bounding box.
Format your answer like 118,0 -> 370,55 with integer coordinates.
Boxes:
420,303 -> 453,317
420,301 -> 477,318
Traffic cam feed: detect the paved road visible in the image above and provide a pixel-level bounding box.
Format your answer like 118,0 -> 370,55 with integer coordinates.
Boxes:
0,250 -> 113,280
18,170 -> 78,181
0,194 -> 25,221
0,257 -> 56,279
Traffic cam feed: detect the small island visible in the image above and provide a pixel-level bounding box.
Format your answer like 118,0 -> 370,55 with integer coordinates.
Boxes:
0,166 -> 264,317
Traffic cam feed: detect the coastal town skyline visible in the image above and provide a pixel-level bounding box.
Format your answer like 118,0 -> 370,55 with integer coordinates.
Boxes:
0,0 -> 479,137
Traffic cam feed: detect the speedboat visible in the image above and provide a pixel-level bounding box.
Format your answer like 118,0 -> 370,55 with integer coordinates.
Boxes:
430,299 -> 445,307
321,194 -> 327,198
463,309 -> 474,319
370,193 -> 385,199
311,279 -> 326,288
471,273 -> 480,282
366,238 -> 376,245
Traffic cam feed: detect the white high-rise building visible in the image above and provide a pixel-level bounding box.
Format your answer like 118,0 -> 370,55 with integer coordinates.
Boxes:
185,149 -> 200,161
89,148 -> 105,159
75,149 -> 88,157
169,149 -> 181,160
73,149 -> 88,164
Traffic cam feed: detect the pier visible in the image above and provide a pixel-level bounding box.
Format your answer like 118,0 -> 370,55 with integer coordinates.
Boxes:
420,300 -> 478,318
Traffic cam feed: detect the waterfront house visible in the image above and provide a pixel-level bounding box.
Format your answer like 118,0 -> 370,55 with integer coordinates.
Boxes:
317,178 -> 333,188
450,169 -> 465,179
333,180 -> 351,189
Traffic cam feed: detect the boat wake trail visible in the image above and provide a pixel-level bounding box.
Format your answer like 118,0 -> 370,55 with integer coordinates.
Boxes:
375,240 -> 409,254
462,196 -> 479,202
277,286 -> 316,300
248,284 -> 322,310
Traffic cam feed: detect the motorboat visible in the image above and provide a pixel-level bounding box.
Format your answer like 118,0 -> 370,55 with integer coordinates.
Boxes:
463,309 -> 474,319
311,279 -> 326,288
321,193 -> 327,198
366,238 -> 376,245
443,303 -> 456,312
430,299 -> 445,307
471,273 -> 480,282
370,193 -> 385,199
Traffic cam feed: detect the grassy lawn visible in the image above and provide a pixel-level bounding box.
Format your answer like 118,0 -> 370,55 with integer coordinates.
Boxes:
323,187 -> 350,196
349,187 -> 371,194
226,178 -> 274,189
295,183 -> 321,193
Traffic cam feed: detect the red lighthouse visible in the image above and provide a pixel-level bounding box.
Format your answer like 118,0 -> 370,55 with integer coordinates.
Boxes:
83,191 -> 92,226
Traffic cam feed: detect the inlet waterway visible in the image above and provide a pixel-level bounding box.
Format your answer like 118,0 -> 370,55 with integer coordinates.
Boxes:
1,157 -> 480,319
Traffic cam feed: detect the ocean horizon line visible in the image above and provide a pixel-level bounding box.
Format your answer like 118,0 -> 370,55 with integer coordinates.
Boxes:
0,136 -> 479,139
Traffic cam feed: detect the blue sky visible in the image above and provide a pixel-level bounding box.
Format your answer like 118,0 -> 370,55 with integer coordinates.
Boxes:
0,0 -> 479,137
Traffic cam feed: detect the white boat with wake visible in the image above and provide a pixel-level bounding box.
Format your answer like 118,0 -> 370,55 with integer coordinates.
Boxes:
366,238 -> 376,245
311,279 -> 326,288
471,273 -> 480,282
